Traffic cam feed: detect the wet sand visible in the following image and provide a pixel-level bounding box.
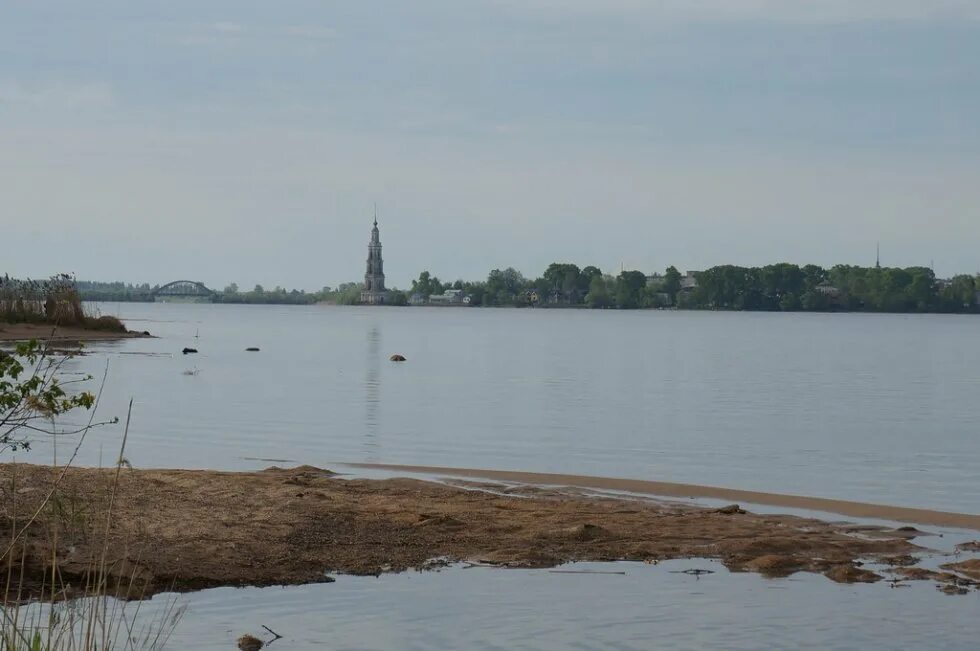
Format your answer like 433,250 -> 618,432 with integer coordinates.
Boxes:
2,463 -> 978,600
348,463 -> 980,530
0,323 -> 150,342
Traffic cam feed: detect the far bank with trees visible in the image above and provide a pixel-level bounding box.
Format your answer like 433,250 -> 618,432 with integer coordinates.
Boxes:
71,262 -> 980,314
404,262 -> 980,314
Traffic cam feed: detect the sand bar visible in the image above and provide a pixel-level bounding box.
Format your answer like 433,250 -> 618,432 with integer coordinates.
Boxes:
347,463 -> 980,530
3,463 -> 977,600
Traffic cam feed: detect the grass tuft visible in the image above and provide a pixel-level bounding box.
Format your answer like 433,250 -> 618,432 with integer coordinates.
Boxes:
1,403 -> 183,650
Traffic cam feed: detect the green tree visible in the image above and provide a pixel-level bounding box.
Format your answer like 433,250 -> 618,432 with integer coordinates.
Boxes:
801,289 -> 829,311
760,263 -> 805,309
543,263 -> 584,303
485,268 -> 527,306
581,266 -> 603,286
463,281 -> 487,306
779,293 -> 802,311
905,267 -> 937,311
663,266 -> 682,305
941,275 -> 977,311
614,270 -> 647,309
1,340 -> 107,454
336,283 -> 362,305
410,271 -> 445,299
585,276 -> 612,308
802,265 -> 827,291
388,290 -> 408,306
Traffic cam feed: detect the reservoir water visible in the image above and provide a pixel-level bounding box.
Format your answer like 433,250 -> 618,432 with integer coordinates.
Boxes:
31,302 -> 980,514
166,559 -> 979,650
15,302 -> 980,649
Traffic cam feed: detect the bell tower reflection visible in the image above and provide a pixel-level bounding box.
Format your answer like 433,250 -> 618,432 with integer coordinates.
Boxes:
364,325 -> 381,461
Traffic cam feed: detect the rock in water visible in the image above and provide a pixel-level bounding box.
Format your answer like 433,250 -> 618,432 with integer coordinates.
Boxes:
390,354 -> 407,362
182,347 -> 198,355
245,347 -> 260,352
824,564 -> 882,584
716,504 -> 745,515
237,634 -> 264,651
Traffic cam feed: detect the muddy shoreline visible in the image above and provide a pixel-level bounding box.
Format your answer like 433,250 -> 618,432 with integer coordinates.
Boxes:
1,463 -> 977,600
0,323 -> 151,343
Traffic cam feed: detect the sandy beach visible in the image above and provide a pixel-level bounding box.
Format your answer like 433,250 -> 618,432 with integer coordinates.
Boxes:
2,463 -> 978,600
348,463 -> 980,530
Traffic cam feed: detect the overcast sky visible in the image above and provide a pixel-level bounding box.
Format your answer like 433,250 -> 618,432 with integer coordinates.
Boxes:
2,1 -> 979,290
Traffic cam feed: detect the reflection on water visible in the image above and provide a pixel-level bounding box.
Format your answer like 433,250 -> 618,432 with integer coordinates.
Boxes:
364,325 -> 381,461
165,560 -> 979,650
29,303 -> 980,513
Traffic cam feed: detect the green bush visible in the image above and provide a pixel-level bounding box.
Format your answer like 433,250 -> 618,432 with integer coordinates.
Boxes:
83,315 -> 127,332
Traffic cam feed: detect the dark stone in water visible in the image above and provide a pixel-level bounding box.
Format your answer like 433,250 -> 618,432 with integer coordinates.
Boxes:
716,504 -> 746,515
246,347 -> 260,352
182,347 -> 198,354
390,354 -> 407,362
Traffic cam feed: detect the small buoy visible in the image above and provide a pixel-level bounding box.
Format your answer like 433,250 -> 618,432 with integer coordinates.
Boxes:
245,347 -> 260,352
182,347 -> 198,354
389,354 -> 407,362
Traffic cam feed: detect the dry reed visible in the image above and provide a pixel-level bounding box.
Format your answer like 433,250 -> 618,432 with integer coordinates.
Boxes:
1,402 -> 184,650
0,276 -> 124,333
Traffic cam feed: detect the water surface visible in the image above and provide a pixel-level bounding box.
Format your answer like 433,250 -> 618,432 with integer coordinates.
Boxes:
26,302 -> 980,513
166,560 -> 979,650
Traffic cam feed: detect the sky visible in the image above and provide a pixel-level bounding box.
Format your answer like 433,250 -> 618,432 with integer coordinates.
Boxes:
2,0 -> 979,290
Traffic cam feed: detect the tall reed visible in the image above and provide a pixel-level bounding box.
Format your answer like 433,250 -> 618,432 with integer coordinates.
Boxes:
1,402 -> 183,650
0,275 -> 123,332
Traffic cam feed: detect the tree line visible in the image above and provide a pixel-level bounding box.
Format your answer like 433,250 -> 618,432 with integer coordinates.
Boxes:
688,264 -> 977,313
409,263 -> 681,309
76,280 -> 323,305
408,262 -> 979,313
73,262 -> 980,313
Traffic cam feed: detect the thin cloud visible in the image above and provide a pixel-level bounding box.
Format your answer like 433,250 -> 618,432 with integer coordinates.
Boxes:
213,22 -> 244,33
0,81 -> 114,110
493,0 -> 980,23
280,25 -> 338,41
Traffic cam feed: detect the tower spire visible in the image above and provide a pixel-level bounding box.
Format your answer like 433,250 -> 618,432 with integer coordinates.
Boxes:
876,242 -> 880,269
361,205 -> 387,304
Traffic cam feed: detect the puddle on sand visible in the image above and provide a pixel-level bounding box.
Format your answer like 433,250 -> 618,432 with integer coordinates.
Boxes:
163,559 -> 978,651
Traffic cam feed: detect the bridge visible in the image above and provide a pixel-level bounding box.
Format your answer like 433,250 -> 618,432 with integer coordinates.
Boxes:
151,280 -> 217,301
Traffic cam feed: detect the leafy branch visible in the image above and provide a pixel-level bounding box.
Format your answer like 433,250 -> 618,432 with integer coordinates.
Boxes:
0,339 -> 117,455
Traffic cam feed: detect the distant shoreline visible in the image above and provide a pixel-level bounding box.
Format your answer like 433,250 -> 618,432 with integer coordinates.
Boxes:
81,298 -> 980,316
0,322 -> 151,342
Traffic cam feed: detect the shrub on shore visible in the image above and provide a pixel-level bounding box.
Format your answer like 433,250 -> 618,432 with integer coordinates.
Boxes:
1,274 -> 126,332
83,315 -> 127,332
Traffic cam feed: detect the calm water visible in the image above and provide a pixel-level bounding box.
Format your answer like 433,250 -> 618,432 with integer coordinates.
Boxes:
15,302 -> 980,649
166,559 -> 979,650
27,302 -> 980,513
